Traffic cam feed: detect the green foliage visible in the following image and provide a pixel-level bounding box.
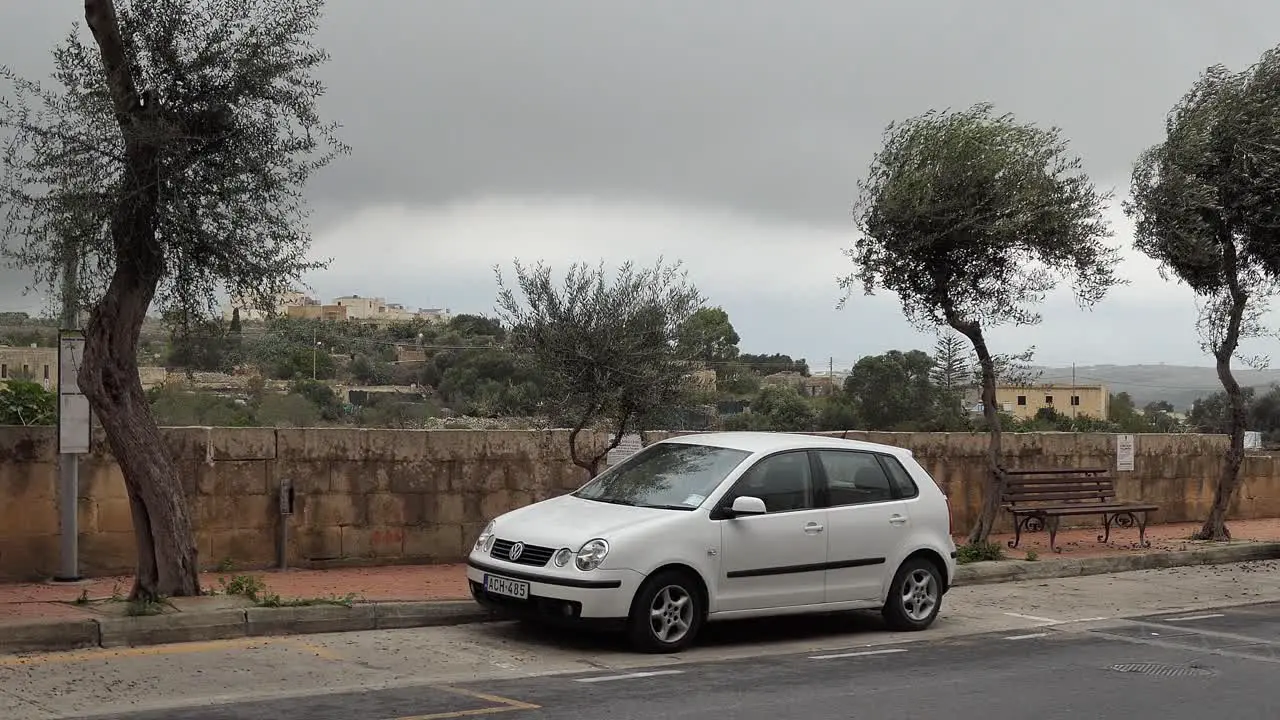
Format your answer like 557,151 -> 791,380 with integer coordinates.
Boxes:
745,384 -> 817,431
0,0 -> 349,327
495,258 -> 704,474
844,102 -> 1121,334
0,379 -> 56,425
844,350 -> 937,430
677,307 -> 740,363
738,353 -> 809,376
955,541 -> 1005,564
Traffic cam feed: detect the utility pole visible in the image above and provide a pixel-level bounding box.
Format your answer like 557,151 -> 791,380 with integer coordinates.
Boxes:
311,327 -> 317,380
54,250 -> 81,582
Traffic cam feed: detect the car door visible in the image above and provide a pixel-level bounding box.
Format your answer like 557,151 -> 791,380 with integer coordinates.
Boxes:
715,450 -> 828,612
813,449 -> 912,603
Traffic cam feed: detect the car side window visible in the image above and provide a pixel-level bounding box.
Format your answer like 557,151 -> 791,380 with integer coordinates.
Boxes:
880,455 -> 920,499
726,451 -> 813,513
815,450 -> 894,506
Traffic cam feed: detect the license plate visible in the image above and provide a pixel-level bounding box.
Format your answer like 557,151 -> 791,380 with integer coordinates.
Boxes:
484,574 -> 530,600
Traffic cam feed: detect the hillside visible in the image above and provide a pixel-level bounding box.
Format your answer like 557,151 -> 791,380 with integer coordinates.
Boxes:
1034,364 -> 1280,410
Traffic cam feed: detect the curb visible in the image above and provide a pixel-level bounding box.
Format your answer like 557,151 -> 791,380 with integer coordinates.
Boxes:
953,541 -> 1280,586
4,542 -> 1279,656
0,600 -> 496,655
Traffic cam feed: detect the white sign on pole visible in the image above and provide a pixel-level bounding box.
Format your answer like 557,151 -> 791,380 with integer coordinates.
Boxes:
57,331 -> 91,454
1116,434 -> 1135,472
606,434 -> 644,467
1245,431 -> 1262,449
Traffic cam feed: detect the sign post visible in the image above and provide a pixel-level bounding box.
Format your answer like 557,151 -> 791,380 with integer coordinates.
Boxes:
55,330 -> 90,582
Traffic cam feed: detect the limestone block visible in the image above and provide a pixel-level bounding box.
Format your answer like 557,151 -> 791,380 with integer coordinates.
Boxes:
404,524 -> 464,561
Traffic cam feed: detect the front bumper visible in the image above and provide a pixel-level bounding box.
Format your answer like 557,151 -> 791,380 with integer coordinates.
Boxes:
466,554 -> 644,624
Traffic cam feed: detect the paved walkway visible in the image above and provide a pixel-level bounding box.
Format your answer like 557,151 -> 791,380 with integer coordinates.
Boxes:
2,518 -> 1277,626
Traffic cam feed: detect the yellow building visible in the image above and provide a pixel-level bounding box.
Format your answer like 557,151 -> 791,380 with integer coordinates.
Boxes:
0,345 -> 56,390
993,383 -> 1108,421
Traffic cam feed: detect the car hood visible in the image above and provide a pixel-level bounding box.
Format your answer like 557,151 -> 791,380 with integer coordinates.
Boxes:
491,494 -> 690,549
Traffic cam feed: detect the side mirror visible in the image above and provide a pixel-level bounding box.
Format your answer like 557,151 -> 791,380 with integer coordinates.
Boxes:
729,496 -> 768,517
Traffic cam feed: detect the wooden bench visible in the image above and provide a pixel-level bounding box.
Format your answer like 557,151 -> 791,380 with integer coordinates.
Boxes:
1001,468 -> 1159,553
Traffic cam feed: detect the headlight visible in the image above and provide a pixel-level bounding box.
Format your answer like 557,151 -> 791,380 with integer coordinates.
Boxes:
574,539 -> 610,571
473,521 -> 495,553
553,548 -> 572,567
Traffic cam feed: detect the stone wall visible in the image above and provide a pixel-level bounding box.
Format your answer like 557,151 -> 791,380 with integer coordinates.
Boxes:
2,427 -> 1279,581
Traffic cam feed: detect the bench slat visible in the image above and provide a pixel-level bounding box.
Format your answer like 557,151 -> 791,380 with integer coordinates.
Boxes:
1007,503 -> 1159,516
1005,494 -> 1116,505
1004,483 -> 1114,493
1005,476 -> 1116,486
1004,468 -> 1109,477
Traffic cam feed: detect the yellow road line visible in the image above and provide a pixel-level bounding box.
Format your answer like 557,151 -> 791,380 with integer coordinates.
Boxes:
394,685 -> 541,720
0,637 -> 298,667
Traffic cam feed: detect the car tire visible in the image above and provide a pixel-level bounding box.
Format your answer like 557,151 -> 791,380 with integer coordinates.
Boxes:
627,569 -> 705,653
882,557 -> 943,632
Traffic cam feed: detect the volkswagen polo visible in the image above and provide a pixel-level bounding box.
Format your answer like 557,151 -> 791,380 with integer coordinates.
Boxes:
466,432 -> 957,652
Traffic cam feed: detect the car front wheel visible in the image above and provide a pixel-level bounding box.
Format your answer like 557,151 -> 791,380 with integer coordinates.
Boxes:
627,569 -> 704,653
882,557 -> 943,631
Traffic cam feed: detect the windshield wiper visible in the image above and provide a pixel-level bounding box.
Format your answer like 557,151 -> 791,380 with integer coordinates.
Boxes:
637,503 -> 696,511
579,496 -> 636,506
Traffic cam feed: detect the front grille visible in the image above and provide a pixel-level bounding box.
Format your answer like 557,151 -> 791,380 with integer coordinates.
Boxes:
491,538 -> 555,567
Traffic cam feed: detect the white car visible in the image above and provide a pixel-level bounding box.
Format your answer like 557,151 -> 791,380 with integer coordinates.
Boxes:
466,431 -> 957,652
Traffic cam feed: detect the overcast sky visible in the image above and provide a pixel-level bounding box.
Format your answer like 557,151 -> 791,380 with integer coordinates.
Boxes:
4,1 -> 1280,372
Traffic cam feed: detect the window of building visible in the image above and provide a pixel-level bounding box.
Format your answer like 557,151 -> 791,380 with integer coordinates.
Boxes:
1016,395 -> 1027,406
22,364 -> 29,376
0,364 -> 6,378
1071,395 -> 1080,406
1045,395 -> 1054,405
43,365 -> 50,379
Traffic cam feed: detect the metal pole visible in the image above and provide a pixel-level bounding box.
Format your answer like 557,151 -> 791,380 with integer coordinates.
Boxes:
54,251 -> 80,582
311,328 -> 317,380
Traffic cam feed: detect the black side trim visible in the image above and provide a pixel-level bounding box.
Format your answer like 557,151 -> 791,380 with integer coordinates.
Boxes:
950,551 -> 957,559
727,557 -> 885,579
468,558 -> 623,589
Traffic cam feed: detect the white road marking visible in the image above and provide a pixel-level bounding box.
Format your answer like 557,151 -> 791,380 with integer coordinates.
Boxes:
1004,632 -> 1050,640
1003,612 -> 1061,624
1165,613 -> 1225,622
575,670 -> 684,683
809,648 -> 908,660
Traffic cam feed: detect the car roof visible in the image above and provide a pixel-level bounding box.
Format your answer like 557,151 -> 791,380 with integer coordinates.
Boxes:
659,431 -> 914,457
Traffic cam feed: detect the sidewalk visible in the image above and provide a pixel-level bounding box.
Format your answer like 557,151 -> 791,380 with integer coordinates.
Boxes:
1,518 -> 1278,653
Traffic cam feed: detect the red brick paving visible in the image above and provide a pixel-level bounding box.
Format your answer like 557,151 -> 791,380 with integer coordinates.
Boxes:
2,518 -> 1278,626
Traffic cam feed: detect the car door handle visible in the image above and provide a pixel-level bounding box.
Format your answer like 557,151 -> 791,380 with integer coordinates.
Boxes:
804,522 -> 825,533
889,515 -> 908,526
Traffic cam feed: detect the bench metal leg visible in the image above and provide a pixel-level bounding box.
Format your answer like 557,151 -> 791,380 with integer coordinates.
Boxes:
1008,514 -> 1045,549
1137,512 -> 1151,548
1045,515 -> 1063,553
1100,511 -> 1150,548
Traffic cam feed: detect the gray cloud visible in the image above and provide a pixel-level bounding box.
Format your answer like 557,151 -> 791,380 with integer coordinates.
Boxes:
4,1 -> 1280,375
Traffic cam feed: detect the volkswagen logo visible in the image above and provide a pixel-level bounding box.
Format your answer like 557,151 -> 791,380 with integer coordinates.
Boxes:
508,542 -> 525,561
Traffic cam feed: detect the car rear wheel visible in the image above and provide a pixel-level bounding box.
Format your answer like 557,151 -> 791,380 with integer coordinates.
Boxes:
627,569 -> 704,653
882,557 -> 942,631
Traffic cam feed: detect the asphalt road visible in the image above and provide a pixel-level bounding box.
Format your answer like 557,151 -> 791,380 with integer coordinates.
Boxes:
74,601 -> 1280,720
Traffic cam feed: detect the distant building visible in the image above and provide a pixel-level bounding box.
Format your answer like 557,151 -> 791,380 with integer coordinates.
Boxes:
0,345 -> 165,391
0,345 -> 55,390
221,289 -> 317,321
992,383 -> 1109,420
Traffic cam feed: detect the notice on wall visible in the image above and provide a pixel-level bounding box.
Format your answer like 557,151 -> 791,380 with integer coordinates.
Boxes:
605,434 -> 644,467
1245,431 -> 1262,450
1116,434 -> 1135,472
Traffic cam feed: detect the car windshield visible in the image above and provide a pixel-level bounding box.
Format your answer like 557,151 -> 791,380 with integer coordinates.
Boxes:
573,442 -> 751,510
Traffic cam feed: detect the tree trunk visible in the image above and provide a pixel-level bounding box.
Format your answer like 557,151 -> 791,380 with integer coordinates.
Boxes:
1196,293 -> 1249,541
80,0 -> 201,600
946,313 -> 1004,545
79,277 -> 202,601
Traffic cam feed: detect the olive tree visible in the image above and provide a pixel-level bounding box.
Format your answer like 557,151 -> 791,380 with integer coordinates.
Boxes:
1125,50 -> 1280,541
0,0 -> 346,599
495,259 -> 704,477
842,103 -> 1121,543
